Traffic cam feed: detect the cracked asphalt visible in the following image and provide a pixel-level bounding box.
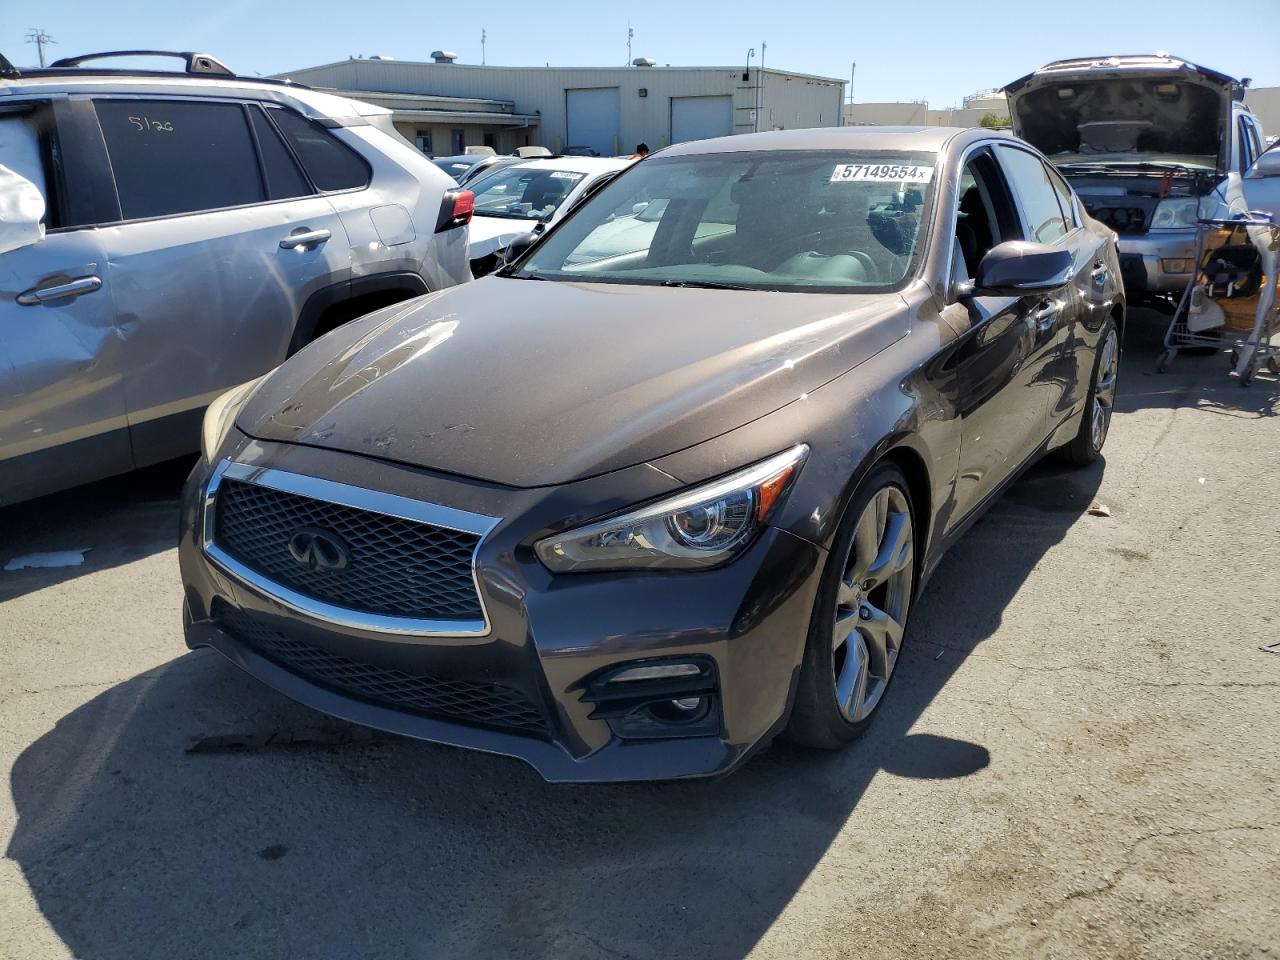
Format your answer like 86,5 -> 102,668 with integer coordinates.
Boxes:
1,311 -> 1277,959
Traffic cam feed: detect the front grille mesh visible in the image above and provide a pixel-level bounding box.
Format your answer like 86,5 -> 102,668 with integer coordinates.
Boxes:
214,479 -> 482,621
217,604 -> 548,736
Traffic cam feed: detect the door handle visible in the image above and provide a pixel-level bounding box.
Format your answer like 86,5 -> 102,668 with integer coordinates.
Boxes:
1033,300 -> 1060,332
17,275 -> 103,306
279,229 -> 331,250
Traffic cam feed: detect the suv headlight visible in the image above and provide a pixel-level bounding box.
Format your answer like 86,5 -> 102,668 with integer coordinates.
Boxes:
535,445 -> 808,573
1149,197 -> 1200,230
200,377 -> 264,461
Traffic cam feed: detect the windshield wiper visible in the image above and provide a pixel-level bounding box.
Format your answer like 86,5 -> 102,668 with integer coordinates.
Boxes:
1057,160 -> 1199,175
659,279 -> 755,291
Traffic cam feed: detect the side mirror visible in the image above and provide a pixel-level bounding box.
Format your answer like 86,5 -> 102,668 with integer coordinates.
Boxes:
500,231 -> 539,267
1249,149 -> 1280,178
958,240 -> 1073,299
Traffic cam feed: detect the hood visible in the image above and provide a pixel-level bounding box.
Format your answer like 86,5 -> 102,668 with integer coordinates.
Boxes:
238,277 -> 907,488
1005,55 -> 1239,178
466,215 -> 539,259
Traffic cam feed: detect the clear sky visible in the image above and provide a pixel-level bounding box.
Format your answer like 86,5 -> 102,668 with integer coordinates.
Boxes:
6,0 -> 1280,107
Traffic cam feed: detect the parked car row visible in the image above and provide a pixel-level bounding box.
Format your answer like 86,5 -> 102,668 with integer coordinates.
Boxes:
3,49 -> 1276,784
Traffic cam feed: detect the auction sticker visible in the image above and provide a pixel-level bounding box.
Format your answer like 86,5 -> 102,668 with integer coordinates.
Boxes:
830,163 -> 934,183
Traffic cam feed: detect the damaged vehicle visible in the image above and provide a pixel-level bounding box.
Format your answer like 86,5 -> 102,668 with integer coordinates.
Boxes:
182,126 -> 1124,782
0,50 -> 473,505
1005,54 -> 1266,304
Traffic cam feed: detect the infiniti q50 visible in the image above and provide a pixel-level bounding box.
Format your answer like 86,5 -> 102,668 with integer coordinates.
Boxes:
179,126 -> 1123,782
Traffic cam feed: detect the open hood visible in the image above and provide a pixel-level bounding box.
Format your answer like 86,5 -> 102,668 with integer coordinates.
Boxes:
1004,55 -> 1241,178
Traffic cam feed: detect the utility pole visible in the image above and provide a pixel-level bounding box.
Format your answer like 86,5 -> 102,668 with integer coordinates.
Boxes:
481,28 -> 487,66
626,23 -> 633,66
25,28 -> 55,68
757,41 -> 766,131
850,61 -> 856,105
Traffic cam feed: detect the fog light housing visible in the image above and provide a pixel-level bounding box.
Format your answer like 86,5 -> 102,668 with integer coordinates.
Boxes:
1161,258 -> 1194,275
579,658 -> 721,740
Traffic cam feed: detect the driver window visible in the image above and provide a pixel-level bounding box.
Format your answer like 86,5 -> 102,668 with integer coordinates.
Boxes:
0,113 -> 50,227
953,151 -> 1015,281
996,145 -> 1069,245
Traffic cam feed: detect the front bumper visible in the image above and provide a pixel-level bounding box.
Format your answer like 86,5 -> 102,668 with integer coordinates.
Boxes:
179,439 -> 824,783
1117,229 -> 1198,295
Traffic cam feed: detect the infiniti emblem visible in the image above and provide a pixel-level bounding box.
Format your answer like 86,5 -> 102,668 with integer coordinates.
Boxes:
287,527 -> 350,572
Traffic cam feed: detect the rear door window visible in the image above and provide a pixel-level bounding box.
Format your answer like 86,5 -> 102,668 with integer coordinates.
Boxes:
94,99 -> 265,220
266,107 -> 370,192
248,106 -> 312,200
996,145 -> 1069,244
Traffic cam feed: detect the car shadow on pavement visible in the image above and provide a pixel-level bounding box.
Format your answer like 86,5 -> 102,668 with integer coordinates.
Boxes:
0,457 -> 193,602
5,458 -> 1102,960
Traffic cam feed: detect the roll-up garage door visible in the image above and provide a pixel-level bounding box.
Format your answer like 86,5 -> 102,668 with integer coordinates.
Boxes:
566,88 -> 620,156
670,95 -> 734,144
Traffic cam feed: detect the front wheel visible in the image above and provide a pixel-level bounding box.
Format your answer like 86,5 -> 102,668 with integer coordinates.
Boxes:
1061,319 -> 1119,466
787,463 -> 916,749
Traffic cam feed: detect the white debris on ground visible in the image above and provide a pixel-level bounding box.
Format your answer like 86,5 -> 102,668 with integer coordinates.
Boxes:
3,549 -> 90,571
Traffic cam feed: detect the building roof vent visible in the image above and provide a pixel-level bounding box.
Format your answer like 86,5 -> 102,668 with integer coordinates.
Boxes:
431,50 -> 459,64
632,57 -> 656,68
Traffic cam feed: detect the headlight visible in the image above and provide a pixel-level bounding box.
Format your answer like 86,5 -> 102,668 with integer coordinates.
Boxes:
535,445 -> 808,573
200,377 -> 265,461
1149,197 -> 1199,230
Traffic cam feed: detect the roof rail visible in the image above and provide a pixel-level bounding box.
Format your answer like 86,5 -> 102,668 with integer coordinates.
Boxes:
48,50 -> 235,76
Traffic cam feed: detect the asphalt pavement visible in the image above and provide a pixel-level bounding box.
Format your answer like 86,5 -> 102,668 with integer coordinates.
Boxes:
1,310 -> 1277,960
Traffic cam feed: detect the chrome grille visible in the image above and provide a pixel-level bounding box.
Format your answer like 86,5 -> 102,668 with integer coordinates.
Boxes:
213,478 -> 482,622
216,604 -> 547,736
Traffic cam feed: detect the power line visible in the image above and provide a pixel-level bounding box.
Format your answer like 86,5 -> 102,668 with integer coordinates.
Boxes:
25,28 -> 56,68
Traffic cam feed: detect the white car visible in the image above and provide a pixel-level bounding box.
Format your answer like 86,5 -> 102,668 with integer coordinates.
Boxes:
465,156 -> 633,275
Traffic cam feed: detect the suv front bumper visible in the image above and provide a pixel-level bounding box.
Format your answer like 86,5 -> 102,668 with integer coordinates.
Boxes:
1117,229 -> 1198,296
179,439 -> 825,783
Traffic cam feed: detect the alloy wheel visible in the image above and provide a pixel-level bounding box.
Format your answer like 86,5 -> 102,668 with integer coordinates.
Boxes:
1091,329 -> 1119,451
831,485 -> 914,723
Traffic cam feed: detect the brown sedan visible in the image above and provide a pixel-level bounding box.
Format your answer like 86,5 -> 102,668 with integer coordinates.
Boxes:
180,126 -> 1124,781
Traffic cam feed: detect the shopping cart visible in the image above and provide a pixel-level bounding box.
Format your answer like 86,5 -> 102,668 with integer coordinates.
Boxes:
1156,211 -> 1280,386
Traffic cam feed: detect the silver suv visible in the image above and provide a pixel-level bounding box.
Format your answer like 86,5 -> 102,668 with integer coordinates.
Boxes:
0,50 -> 472,505
1005,54 -> 1267,303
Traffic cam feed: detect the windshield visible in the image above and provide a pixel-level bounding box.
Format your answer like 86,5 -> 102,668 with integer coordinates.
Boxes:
471,167 -> 587,220
515,150 -> 936,292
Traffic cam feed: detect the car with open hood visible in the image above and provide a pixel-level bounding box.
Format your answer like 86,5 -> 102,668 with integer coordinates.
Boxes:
180,126 -> 1124,782
1005,54 -> 1266,301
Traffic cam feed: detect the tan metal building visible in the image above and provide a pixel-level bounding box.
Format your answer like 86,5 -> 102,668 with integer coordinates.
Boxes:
1244,86 -> 1280,140
274,56 -> 845,156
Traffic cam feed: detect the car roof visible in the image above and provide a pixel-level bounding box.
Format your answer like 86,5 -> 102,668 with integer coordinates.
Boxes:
505,156 -> 635,174
0,71 -> 387,122
658,126 -> 1001,158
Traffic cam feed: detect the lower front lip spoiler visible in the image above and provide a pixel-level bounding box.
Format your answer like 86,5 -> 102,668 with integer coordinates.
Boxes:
186,619 -> 754,783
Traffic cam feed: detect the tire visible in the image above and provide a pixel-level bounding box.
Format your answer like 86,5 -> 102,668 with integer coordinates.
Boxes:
787,463 -> 916,750
1061,319 -> 1120,466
